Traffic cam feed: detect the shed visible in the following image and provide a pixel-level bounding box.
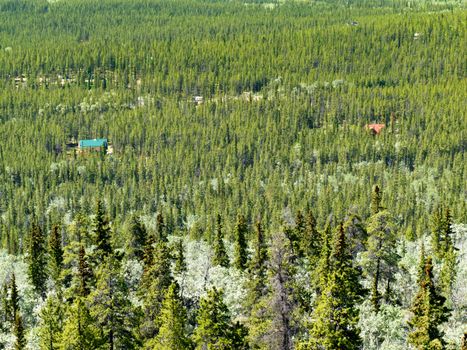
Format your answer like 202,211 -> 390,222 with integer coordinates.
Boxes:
78,138 -> 108,152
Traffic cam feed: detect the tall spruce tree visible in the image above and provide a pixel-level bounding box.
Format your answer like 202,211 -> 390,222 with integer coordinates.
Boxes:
28,220 -> 48,297
92,199 -> 112,262
234,214 -> 248,270
14,311 -> 25,350
174,239 -> 187,276
60,297 -> 102,350
192,287 -> 247,350
212,214 -> 229,268
303,223 -> 364,350
147,282 -> 191,350
10,273 -> 19,322
301,209 -> 320,261
89,255 -> 141,350
49,224 -> 64,286
408,256 -> 450,350
370,185 -> 383,215
77,245 -> 94,297
247,220 -> 268,304
140,239 -> 173,340
156,213 -> 167,243
362,210 -> 398,310
38,293 -> 64,350
127,215 -> 147,261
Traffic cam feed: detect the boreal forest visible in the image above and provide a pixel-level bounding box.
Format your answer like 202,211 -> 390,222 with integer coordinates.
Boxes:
0,0 -> 465,349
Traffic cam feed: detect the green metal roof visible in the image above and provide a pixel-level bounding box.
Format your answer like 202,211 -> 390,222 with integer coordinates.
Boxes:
79,138 -> 108,148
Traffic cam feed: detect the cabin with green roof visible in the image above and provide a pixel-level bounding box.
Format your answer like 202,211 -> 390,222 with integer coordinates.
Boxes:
78,138 -> 108,153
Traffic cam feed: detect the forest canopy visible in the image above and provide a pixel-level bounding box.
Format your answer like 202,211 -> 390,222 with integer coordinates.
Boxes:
0,0 -> 465,349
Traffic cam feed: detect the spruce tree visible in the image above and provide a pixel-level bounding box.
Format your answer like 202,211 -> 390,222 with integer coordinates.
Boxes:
301,209 -> 320,260
303,223 -> 364,350
370,185 -> 383,215
147,282 -> 191,350
77,245 -> 94,297
38,293 -> 64,350
212,214 -> 229,268
234,214 -> 248,270
89,255 -> 141,350
92,199 -> 112,262
14,311 -> 25,350
127,215 -> 147,261
247,220 -> 268,304
60,298 -> 101,350
28,220 -> 48,297
10,273 -> 19,322
174,239 -> 187,275
362,210 -> 398,310
408,256 -> 450,350
140,239 -> 173,340
156,212 -> 167,243
49,224 -> 64,285
192,287 -> 247,349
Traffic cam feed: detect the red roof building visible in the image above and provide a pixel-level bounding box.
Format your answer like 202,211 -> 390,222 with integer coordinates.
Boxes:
366,124 -> 385,135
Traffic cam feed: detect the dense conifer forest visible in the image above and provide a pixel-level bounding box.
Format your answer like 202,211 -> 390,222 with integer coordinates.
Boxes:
0,0 -> 465,348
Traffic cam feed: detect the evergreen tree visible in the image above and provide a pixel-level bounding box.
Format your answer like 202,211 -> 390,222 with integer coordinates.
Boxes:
303,223 -> 364,350
312,223 -> 332,295
370,185 -> 383,215
439,244 -> 457,303
49,224 -> 64,285
147,282 -> 191,350
192,287 -> 247,350
408,256 -> 450,350
293,210 -> 305,257
14,311 -> 25,350
38,293 -> 64,350
234,214 -> 248,270
127,215 -> 147,261
301,209 -> 320,261
89,255 -> 141,350
174,239 -> 187,275
362,210 -> 398,310
212,214 -> 229,268
140,240 -> 173,340
247,220 -> 268,305
156,213 -> 167,243
10,273 -> 19,322
92,199 -> 112,262
60,298 -> 102,350
28,220 -> 48,297
431,206 -> 444,259
77,245 -> 94,297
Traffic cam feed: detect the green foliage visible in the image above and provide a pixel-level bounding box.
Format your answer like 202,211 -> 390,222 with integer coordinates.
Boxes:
302,223 -> 364,350
89,255 -> 141,349
126,215 -> 147,261
212,214 -> 229,268
38,293 -> 64,350
140,240 -> 173,340
408,256 -> 450,350
147,282 -> 191,350
234,214 -> 249,271
92,199 -> 113,263
192,287 -> 247,350
49,224 -> 64,286
362,210 -> 399,310
60,298 -> 102,350
14,311 -> 25,350
27,221 -> 48,297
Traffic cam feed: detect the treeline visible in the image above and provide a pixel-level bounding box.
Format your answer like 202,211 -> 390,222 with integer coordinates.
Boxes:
0,186 -> 463,349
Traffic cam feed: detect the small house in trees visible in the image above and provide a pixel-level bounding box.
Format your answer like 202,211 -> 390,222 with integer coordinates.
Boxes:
78,138 -> 108,153
366,124 -> 385,135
